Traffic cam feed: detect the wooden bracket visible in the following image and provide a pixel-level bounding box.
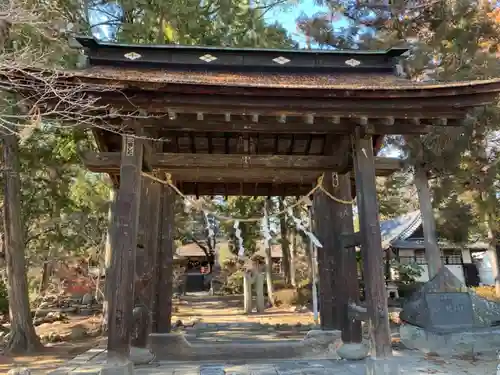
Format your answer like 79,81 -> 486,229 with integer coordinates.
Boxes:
347,301 -> 368,321
341,231 -> 362,248
348,302 -> 386,321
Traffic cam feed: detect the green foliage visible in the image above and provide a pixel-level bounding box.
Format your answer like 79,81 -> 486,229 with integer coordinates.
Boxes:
14,129 -> 110,267
112,0 -> 295,48
0,280 -> 8,315
397,282 -> 425,299
222,269 -> 244,295
435,196 -> 474,244
299,0 -> 500,246
391,261 -> 423,285
377,172 -> 418,219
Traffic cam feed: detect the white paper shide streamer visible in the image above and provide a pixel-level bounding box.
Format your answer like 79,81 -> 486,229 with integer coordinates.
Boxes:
203,210 -> 215,240
233,220 -> 245,257
287,208 -> 322,248
260,212 -> 272,251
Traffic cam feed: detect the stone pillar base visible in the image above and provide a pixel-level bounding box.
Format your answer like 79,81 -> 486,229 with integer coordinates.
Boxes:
337,342 -> 369,360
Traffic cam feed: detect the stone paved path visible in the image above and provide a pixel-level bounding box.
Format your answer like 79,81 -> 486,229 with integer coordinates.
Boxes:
181,322 -> 313,343
134,355 -> 498,375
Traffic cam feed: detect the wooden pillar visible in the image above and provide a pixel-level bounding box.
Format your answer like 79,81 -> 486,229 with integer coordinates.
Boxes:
313,174 -> 338,330
335,173 -> 362,344
353,130 -> 392,358
102,188 -> 116,333
154,184 -> 175,333
132,176 -> 161,347
107,135 -> 143,358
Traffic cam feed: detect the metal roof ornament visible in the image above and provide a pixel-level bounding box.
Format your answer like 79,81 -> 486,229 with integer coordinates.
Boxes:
199,54 -> 217,62
272,56 -> 290,65
345,58 -> 361,67
124,52 -> 141,60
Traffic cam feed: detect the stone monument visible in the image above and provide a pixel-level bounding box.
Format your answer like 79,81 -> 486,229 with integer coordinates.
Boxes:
243,256 -> 265,314
400,267 -> 500,355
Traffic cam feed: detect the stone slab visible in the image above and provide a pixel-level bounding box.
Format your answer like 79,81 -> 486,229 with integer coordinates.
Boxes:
69,360 -> 134,375
425,292 -> 474,331
400,267 -> 500,333
47,341 -> 155,375
47,347 -> 107,375
149,330 -> 342,361
400,323 -> 500,356
135,353 -> 499,375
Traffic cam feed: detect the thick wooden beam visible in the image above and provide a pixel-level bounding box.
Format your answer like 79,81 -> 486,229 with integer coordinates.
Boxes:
341,232 -> 362,248
347,302 -> 369,321
157,169 -> 319,184
154,183 -> 175,333
81,152 -> 342,170
353,129 -> 392,359
107,134 -> 143,358
313,174 -> 337,330
80,151 -> 403,175
96,90 -> 484,117
335,173 -> 362,344
132,176 -> 161,347
177,182 -> 313,196
101,115 -> 462,135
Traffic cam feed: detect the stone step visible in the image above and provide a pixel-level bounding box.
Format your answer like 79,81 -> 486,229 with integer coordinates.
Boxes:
149,330 -> 343,361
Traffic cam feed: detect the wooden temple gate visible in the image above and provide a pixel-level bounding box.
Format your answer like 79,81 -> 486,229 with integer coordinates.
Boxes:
4,37 -> 500,360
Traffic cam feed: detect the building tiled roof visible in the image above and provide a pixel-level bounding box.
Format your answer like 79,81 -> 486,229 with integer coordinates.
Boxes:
380,211 -> 422,249
175,241 -> 283,259
255,242 -> 283,258
174,242 -> 207,259
34,67 -> 500,93
380,211 -> 488,250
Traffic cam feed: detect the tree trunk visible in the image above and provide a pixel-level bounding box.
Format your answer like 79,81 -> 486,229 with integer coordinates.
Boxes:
278,198 -> 292,285
482,197 -> 500,296
2,133 -> 42,354
264,198 -> 274,305
414,164 -> 442,278
303,235 -> 313,280
476,137 -> 500,297
39,261 -> 52,294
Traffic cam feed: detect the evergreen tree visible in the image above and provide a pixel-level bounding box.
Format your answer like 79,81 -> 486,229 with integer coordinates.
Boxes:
298,0 -> 500,283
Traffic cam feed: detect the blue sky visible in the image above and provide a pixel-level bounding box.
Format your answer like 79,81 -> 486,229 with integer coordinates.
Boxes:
269,0 -> 378,48
89,1 -> 329,42
89,0 -> 358,46
269,0 -> 325,46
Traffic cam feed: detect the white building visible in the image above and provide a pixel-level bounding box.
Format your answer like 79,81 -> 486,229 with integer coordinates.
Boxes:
380,211 -> 490,286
